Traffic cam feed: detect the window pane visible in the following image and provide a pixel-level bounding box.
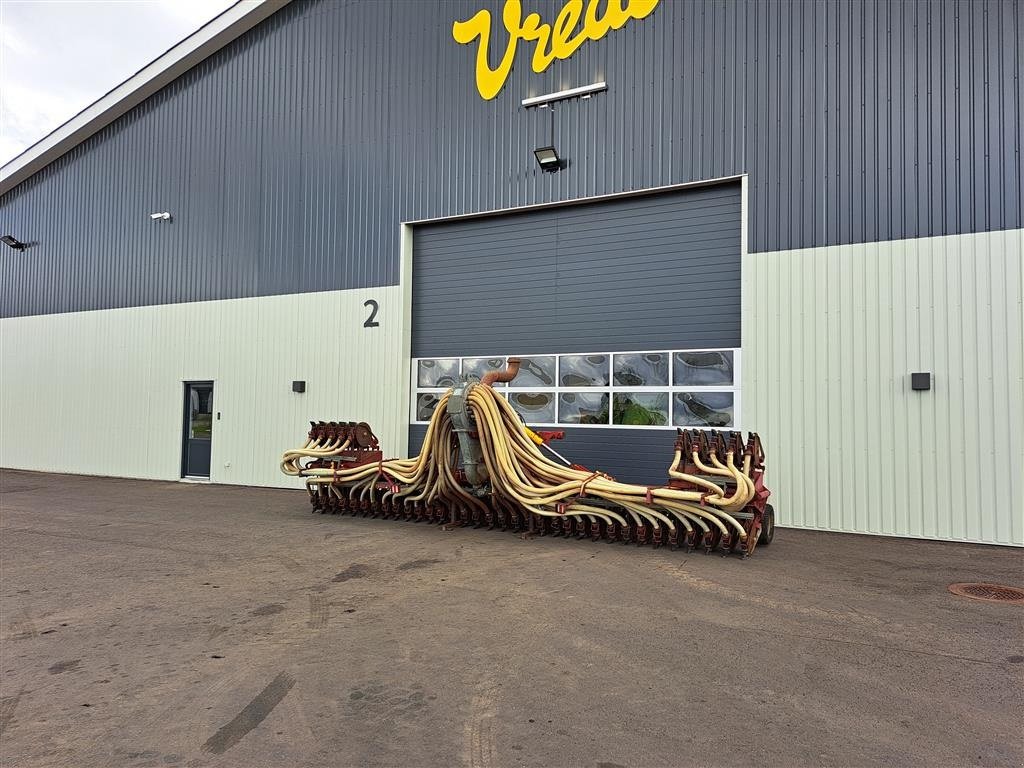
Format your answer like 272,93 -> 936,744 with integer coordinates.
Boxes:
463,357 -> 506,385
417,358 -> 459,387
613,392 -> 669,426
416,393 -> 442,421
559,354 -> 609,386
558,392 -> 609,424
613,352 -> 668,386
673,350 -> 734,386
672,392 -> 734,427
511,356 -> 556,387
508,392 -> 556,423
189,388 -> 213,438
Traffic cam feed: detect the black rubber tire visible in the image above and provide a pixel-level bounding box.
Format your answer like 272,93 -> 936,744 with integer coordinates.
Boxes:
758,505 -> 775,545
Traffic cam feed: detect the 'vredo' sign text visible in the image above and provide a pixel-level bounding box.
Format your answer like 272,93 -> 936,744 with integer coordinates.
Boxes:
452,0 -> 661,100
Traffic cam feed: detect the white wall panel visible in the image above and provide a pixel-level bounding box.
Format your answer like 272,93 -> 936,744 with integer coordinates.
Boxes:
0,287 -> 408,488
743,229 -> 1023,546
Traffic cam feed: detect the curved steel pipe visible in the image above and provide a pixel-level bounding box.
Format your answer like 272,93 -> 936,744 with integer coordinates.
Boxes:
481,357 -> 521,387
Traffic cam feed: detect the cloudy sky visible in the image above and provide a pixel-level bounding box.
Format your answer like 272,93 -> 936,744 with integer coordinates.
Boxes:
0,0 -> 236,164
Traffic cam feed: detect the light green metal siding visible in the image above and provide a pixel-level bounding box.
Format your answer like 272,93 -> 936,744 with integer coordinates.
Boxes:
743,229 -> 1023,545
0,286 -> 408,488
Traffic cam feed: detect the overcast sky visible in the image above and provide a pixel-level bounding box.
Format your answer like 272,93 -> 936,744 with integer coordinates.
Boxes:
0,0 -> 237,165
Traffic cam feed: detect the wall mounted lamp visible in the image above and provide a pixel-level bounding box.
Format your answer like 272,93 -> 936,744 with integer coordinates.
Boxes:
533,104 -> 565,173
533,146 -> 561,172
1,235 -> 27,250
521,81 -> 607,108
524,80 -> 606,171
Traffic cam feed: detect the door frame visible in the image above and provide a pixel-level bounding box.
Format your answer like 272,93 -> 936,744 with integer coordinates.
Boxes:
181,380 -> 215,479
396,174 -> 749,461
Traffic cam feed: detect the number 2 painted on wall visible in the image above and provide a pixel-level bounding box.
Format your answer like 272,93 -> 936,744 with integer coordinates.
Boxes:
363,299 -> 380,328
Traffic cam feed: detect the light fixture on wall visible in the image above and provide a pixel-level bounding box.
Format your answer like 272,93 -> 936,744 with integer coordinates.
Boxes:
149,211 -> 172,221
533,105 -> 564,173
533,146 -> 561,172
1,235 -> 27,250
521,81 -> 607,108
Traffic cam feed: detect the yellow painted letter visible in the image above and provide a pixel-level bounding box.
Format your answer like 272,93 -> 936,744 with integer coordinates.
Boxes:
452,2 -> 524,100
454,0 -> 662,100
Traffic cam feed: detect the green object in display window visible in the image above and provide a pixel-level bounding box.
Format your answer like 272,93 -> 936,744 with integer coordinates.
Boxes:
613,393 -> 668,426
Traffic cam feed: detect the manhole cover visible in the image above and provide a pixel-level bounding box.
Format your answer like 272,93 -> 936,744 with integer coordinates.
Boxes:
948,582 -> 1024,604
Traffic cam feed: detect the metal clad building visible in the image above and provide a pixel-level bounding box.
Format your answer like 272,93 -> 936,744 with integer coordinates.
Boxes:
1,0 -> 1021,546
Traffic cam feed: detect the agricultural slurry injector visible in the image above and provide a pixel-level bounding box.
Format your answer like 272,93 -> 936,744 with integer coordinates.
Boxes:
281,359 -> 775,556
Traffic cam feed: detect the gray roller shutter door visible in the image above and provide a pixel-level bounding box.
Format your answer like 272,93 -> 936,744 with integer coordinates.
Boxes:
410,182 -> 741,485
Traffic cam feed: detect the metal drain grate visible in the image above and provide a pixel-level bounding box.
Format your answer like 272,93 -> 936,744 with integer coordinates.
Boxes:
948,582 -> 1024,604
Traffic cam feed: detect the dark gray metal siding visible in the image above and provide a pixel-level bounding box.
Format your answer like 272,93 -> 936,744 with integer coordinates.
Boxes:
412,182 -> 741,357
1,0 -> 1020,317
409,182 -> 740,485
408,424 -> 678,487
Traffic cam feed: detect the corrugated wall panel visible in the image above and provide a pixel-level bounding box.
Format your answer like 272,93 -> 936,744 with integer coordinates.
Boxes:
412,183 -> 742,357
2,0 -> 1020,317
0,286 -> 408,488
743,228 -> 1024,546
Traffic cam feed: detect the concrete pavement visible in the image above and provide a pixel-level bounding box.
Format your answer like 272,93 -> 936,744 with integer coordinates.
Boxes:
1,469 -> 1022,767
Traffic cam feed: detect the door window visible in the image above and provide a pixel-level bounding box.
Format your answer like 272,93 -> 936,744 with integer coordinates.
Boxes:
189,387 -> 213,438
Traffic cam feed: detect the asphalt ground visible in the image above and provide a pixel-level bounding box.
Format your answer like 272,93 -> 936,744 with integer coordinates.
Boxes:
1,469 -> 1022,768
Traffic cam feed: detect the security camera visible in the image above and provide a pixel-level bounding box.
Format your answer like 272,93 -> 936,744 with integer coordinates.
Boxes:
149,212 -> 171,221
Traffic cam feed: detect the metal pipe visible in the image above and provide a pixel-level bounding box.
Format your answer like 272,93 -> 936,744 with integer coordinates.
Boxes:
481,357 -> 521,387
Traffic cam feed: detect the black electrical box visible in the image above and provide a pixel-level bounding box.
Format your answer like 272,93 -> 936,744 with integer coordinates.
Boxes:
911,372 -> 931,391
292,380 -> 306,393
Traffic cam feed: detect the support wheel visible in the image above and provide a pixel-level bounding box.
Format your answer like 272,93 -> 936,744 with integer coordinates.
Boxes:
758,504 -> 775,545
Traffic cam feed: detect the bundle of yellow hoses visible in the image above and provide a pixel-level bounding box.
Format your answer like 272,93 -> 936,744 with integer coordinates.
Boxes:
284,384 -> 756,543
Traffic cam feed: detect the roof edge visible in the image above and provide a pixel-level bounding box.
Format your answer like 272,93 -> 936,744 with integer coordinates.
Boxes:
0,0 -> 292,198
